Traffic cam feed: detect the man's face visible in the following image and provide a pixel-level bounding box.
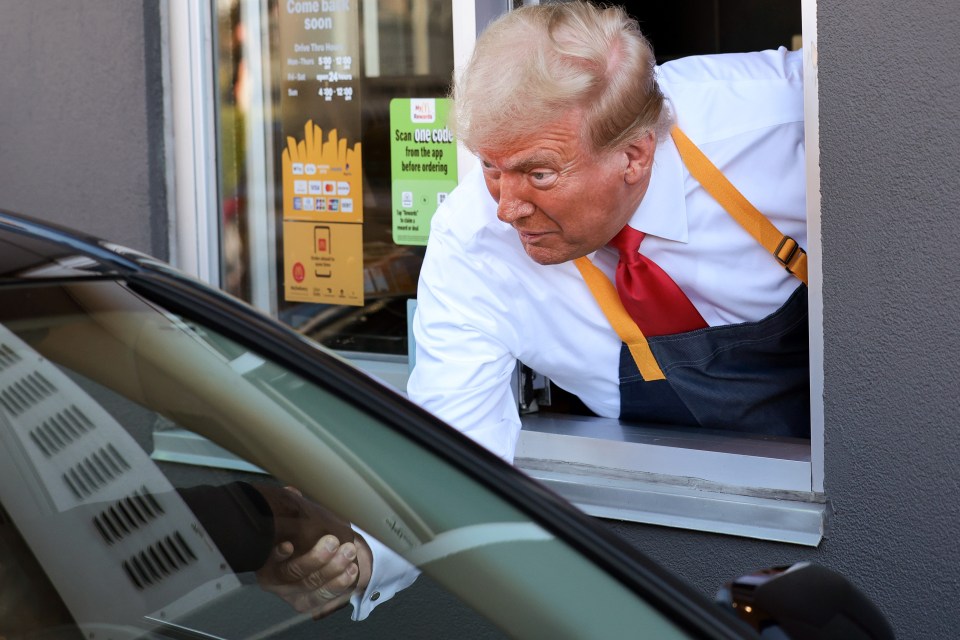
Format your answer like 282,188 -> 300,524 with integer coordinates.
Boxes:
478,110 -> 653,265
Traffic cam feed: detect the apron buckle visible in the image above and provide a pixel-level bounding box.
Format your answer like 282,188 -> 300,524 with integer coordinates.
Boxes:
775,235 -> 806,277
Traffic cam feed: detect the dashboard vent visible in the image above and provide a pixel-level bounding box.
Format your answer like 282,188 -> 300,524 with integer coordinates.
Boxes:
0,371 -> 55,415
93,487 -> 166,544
29,405 -> 96,457
62,444 -> 131,499
121,533 -> 198,590
0,343 -> 21,371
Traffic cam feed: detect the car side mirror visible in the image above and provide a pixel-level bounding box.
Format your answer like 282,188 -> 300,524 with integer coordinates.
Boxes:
716,562 -> 894,639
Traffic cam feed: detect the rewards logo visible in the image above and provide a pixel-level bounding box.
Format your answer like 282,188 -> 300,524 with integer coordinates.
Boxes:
410,98 -> 436,123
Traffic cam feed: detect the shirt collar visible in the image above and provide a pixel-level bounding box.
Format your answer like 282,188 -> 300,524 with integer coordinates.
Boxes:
625,136 -> 688,243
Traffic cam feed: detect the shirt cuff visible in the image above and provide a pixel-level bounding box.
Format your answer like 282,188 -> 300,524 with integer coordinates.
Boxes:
348,525 -> 420,620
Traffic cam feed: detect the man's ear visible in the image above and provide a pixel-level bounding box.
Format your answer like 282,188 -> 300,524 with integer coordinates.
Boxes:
623,131 -> 656,186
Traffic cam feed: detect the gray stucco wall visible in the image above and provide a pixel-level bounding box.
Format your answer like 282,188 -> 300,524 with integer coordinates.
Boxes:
0,0 -> 167,258
608,1 -> 960,638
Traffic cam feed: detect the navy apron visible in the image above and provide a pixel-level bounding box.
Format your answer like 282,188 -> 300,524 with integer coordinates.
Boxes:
575,128 -> 810,439
619,285 -> 809,437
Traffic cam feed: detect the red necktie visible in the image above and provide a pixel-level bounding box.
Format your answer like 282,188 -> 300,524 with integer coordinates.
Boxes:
609,225 -> 707,337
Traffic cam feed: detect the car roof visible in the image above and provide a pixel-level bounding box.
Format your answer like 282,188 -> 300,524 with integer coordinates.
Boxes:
0,209 -> 154,281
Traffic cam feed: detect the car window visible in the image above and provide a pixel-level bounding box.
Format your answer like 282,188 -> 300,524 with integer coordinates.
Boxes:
0,280 -> 698,639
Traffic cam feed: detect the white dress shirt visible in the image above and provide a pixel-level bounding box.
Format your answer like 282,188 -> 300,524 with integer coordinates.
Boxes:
355,47 -> 807,619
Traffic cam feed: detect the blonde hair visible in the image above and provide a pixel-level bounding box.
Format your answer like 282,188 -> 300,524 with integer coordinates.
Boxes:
452,2 -> 665,155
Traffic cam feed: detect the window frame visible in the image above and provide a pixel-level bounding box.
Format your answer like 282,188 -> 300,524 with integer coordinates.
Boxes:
165,0 -> 826,545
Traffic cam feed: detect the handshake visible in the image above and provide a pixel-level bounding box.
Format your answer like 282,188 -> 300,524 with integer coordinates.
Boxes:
180,482 -> 372,619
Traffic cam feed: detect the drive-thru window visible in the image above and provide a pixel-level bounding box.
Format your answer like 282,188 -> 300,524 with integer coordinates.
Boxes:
165,0 -> 824,546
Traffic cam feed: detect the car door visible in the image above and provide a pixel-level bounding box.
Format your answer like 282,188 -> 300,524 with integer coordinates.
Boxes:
0,274 -> 753,640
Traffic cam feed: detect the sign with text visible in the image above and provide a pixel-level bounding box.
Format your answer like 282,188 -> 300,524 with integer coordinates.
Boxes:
282,220 -> 363,305
389,98 -> 457,246
278,0 -> 363,305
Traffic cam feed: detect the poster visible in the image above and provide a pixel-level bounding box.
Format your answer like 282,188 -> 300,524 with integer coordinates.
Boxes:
389,98 -> 458,246
283,218 -> 363,305
278,0 -> 363,305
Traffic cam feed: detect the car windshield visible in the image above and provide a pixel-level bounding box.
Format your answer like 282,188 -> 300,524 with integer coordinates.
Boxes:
0,279 -> 699,639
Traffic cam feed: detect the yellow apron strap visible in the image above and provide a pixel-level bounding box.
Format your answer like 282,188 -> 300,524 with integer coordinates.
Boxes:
574,127 -> 805,380
574,257 -> 665,381
670,126 -> 808,285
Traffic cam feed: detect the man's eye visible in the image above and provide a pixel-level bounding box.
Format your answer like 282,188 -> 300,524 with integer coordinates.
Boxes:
529,170 -> 557,187
481,161 -> 501,179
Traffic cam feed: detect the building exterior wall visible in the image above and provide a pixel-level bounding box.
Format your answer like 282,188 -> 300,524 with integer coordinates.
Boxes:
0,0 -> 958,637
610,1 -> 960,637
0,0 -> 167,258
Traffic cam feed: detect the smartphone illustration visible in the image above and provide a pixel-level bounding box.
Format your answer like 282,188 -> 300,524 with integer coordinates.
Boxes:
314,225 -> 332,278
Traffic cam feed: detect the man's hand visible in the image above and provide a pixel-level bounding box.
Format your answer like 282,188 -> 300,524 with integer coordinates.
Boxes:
252,486 -> 373,619
256,534 -> 372,618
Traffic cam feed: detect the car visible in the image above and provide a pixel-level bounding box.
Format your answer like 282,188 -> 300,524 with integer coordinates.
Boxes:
0,210 -> 892,640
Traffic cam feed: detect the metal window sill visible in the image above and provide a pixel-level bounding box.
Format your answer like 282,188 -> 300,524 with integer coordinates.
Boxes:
515,413 -> 824,546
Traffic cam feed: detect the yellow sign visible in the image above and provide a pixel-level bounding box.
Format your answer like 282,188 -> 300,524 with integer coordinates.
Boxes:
281,121 -> 364,305
283,220 -> 363,305
282,121 -> 363,224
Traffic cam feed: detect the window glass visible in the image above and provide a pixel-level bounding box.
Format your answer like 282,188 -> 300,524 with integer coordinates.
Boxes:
0,280 -> 692,639
214,0 -> 454,356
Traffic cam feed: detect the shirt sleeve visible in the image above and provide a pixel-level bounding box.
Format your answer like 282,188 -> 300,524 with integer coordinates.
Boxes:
348,525 -> 419,620
406,220 -> 522,463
